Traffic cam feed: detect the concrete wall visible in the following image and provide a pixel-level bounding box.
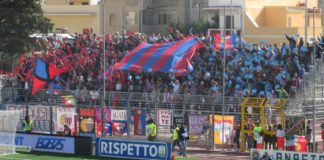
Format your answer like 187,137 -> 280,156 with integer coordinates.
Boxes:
246,0 -> 317,8
264,7 -> 287,27
43,5 -> 100,34
104,0 -> 140,34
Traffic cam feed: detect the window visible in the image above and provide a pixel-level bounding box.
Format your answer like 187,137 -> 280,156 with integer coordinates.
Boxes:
125,12 -> 137,25
225,15 -> 234,29
109,14 -> 116,27
159,14 -> 168,24
288,17 -> 292,27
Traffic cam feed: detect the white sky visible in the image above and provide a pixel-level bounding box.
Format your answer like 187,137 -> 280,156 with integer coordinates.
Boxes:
90,0 -> 100,5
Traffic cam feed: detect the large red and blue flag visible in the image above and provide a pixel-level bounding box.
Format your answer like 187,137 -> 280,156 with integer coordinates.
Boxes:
32,58 -> 64,95
214,33 -> 236,50
113,36 -> 202,73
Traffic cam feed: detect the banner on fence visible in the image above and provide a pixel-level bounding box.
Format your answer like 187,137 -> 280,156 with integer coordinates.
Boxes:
111,109 -> 127,121
56,107 -> 75,134
134,109 -> 146,135
173,113 -> 183,128
79,108 -> 95,137
188,114 -> 208,135
110,109 -> 128,136
7,105 -> 51,133
157,109 -> 172,126
250,149 -> 324,160
96,107 -> 112,136
210,115 -> 234,144
96,138 -> 171,160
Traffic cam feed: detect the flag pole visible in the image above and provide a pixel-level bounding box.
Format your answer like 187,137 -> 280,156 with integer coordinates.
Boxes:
102,0 -> 106,138
222,5 -> 226,152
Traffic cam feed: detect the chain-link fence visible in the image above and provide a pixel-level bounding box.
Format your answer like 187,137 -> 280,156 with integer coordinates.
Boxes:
0,87 -> 243,150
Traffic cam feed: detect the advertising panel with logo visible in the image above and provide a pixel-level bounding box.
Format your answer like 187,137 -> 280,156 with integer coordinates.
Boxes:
210,115 -> 234,144
7,105 -> 51,133
79,108 -> 95,138
133,108 -> 146,135
111,109 -> 128,136
56,107 -> 75,134
96,138 -> 171,160
250,149 -> 324,160
0,132 -> 74,154
95,107 -> 112,136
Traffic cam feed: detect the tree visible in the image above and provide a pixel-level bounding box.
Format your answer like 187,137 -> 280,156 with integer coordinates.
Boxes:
0,0 -> 53,60
171,14 -> 219,35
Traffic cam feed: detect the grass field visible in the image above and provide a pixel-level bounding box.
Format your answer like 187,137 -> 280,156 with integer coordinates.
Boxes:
0,152 -> 193,160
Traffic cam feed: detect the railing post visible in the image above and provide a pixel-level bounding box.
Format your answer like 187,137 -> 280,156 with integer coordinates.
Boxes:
49,92 -> 53,134
127,92 -> 133,138
211,100 -> 215,150
25,88 -> 29,117
154,92 -> 159,139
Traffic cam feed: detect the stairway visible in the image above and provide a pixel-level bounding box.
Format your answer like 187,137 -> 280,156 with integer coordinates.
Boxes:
288,59 -> 324,147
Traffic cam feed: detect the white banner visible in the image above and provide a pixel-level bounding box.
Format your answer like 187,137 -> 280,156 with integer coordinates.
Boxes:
111,109 -> 127,121
157,109 -> 172,126
56,107 -> 75,133
7,105 -> 51,133
251,149 -> 324,160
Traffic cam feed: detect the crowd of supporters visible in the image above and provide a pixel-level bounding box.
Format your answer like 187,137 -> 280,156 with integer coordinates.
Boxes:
0,30 -> 323,100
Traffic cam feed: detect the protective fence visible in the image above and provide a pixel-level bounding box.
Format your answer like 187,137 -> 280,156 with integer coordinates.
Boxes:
240,97 -> 287,151
0,87 -> 244,150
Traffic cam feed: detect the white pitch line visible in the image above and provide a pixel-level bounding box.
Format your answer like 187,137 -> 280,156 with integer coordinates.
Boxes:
0,157 -> 30,160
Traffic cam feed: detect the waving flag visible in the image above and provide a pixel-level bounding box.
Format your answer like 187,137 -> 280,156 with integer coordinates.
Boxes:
114,36 -> 202,73
215,33 -> 236,49
32,58 -> 64,95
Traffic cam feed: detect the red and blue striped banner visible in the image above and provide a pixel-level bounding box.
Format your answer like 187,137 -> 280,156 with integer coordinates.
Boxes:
113,36 -> 203,73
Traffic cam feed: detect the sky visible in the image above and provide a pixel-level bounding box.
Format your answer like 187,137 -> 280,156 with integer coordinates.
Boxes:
90,0 -> 100,5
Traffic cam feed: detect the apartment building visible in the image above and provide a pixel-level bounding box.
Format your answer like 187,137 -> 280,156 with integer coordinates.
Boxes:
42,0 -> 101,34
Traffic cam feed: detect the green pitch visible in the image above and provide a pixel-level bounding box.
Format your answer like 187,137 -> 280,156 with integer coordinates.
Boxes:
0,152 -> 193,160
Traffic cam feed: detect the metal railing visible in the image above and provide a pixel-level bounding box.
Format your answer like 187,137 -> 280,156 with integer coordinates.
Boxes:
0,87 -> 244,149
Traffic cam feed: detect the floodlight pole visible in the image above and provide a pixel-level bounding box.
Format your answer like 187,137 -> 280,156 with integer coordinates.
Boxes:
102,0 -> 106,138
305,0 -> 308,42
222,5 -> 226,152
313,6 -> 316,153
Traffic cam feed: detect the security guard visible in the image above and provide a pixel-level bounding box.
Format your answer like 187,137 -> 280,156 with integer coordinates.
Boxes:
23,116 -> 33,133
171,125 -> 180,152
146,119 -> 156,141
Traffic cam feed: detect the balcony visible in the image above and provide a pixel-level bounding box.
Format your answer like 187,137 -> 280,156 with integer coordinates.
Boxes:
208,0 -> 244,7
42,5 -> 99,16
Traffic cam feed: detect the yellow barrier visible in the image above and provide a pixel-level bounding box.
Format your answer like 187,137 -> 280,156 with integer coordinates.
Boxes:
240,97 -> 287,151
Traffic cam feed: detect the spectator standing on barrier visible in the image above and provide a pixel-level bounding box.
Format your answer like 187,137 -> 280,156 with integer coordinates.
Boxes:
253,121 -> 263,148
276,124 -> 285,150
264,120 -> 274,149
63,124 -> 72,136
171,125 -> 180,152
146,119 -> 156,141
179,124 -> 189,157
234,121 -> 241,151
23,116 -> 32,133
256,131 -> 264,149
306,120 -> 314,152
245,118 -> 254,150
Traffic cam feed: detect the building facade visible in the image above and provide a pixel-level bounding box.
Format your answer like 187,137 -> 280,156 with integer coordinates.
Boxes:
102,0 -> 191,35
244,0 -> 323,44
42,0 -> 101,34
41,0 -> 324,44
